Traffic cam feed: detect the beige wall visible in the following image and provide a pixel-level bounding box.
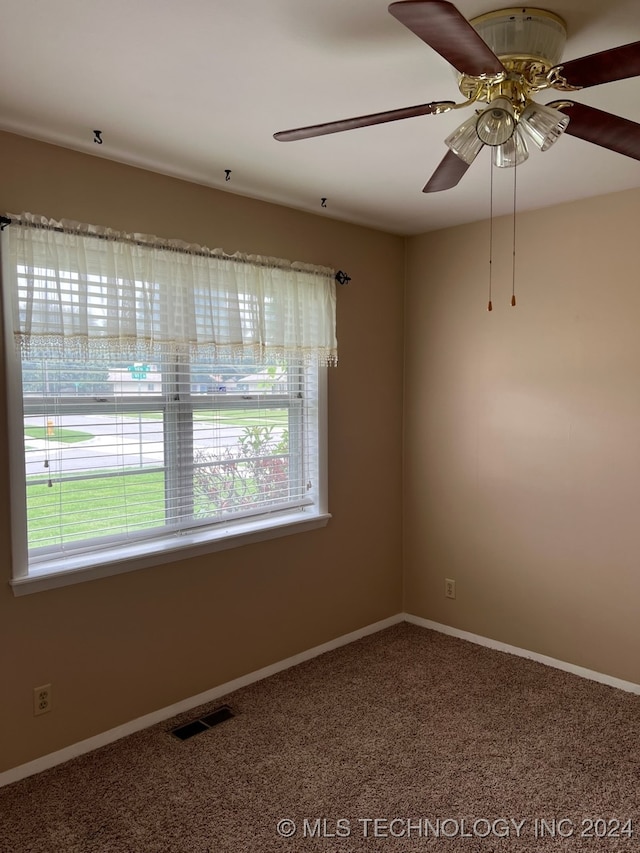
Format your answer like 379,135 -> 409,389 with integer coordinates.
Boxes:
4,127 -> 640,776
404,187 -> 640,683
0,131 -> 404,773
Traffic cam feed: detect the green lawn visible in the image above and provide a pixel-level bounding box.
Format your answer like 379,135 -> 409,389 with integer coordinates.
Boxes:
25,412 -> 288,549
124,409 -> 288,427
195,409 -> 288,428
27,470 -> 165,549
25,426 -> 94,443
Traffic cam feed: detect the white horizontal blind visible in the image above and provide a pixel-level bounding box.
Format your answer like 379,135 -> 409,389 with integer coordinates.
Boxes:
23,353 -> 318,562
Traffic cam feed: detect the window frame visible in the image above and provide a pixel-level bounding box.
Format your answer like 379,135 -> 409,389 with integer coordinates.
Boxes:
3,304 -> 330,599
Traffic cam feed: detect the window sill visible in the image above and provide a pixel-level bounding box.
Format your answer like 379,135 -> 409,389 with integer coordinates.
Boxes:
10,511 -> 331,596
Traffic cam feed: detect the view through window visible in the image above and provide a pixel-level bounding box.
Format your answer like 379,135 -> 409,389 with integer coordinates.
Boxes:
23,353 -> 318,562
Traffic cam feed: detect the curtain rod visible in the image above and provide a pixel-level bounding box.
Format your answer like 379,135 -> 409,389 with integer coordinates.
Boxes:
0,215 -> 351,285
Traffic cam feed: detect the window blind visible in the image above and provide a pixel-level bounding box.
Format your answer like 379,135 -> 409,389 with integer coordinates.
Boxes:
24,353 -> 317,563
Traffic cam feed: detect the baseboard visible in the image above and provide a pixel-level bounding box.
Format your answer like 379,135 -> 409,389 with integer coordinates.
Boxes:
0,612 -> 403,789
5,611 -> 639,788
405,613 -> 640,696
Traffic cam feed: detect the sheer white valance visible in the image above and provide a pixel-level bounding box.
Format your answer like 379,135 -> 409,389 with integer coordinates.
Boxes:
3,212 -> 338,365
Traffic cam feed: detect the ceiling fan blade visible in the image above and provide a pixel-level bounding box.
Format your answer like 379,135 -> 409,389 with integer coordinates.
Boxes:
551,41 -> 640,89
388,0 -> 505,77
423,149 -> 470,192
274,101 -> 453,141
548,100 -> 640,160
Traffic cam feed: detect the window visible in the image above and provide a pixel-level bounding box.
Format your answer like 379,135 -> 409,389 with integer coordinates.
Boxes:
2,214 -> 336,593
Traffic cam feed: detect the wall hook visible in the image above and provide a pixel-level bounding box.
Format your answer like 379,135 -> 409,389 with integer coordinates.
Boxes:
224,170 -> 232,181
93,130 -> 103,145
321,198 -> 327,208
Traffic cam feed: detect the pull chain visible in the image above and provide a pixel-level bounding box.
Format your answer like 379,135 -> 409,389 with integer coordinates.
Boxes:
511,155 -> 517,307
488,155 -> 494,312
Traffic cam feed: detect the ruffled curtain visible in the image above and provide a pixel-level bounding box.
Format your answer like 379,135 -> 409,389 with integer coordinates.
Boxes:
4,212 -> 338,365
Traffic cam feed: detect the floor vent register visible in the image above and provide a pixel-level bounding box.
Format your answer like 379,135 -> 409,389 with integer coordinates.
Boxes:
170,705 -> 235,741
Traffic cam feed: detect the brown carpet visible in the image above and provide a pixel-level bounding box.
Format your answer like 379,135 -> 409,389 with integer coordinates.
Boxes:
1,623 -> 640,852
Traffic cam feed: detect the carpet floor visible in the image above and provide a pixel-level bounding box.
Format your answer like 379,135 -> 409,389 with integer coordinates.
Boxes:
1,623 -> 640,852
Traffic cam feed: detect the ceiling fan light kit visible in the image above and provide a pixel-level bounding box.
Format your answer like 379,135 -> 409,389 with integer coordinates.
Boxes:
475,97 -> 516,145
274,0 -> 640,192
519,100 -> 570,150
492,126 -> 529,167
444,113 -> 485,164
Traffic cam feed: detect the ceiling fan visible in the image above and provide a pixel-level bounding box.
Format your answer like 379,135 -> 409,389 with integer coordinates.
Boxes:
274,1 -> 640,192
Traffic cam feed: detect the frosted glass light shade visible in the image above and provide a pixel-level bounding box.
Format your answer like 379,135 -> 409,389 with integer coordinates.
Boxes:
476,98 -> 515,146
470,8 -> 567,67
445,114 -> 484,165
493,127 -> 529,168
519,101 -> 570,151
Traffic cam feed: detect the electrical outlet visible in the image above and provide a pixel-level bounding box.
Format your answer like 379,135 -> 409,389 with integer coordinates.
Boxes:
33,683 -> 52,716
445,578 -> 456,599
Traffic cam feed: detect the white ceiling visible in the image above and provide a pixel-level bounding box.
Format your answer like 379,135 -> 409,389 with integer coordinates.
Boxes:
1,0 -> 639,235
